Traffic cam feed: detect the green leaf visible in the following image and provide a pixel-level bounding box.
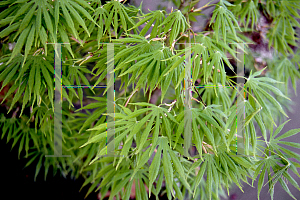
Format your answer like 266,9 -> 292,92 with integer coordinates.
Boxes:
34,155 -> 43,181
271,119 -> 291,140
164,56 -> 185,77
66,2 -> 90,37
42,3 -> 54,41
275,128 -> 300,141
278,141 -> 300,149
0,62 -> 19,91
137,114 -> 155,154
279,178 -> 297,200
39,26 -> 48,54
54,0 -> 60,32
60,0 -> 79,41
123,178 -> 134,200
23,23 -> 35,66
17,3 -> 37,35
168,150 -> 185,180
125,113 -> 152,144
193,161 -> 207,197
34,63 -> 41,103
256,87 -> 288,118
79,107 -> 106,134
58,25 -> 74,57
257,165 -> 267,200
206,159 -> 213,200
127,107 -> 152,118
7,25 -> 30,64
9,2 -> 34,25
0,22 -> 20,38
110,176 -> 131,199
149,145 -> 162,196
195,116 -> 216,151
20,85 -> 30,116
8,79 -> 26,113
162,142 -> 174,197
150,115 -> 160,154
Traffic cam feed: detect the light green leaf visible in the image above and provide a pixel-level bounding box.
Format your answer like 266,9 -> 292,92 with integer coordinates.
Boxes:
275,128 -> 300,141
149,145 -> 162,196
162,140 -> 174,197
137,114 -> 155,154
271,119 -> 291,140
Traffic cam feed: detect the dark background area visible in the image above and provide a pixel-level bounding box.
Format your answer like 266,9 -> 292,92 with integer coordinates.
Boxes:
0,138 -> 99,200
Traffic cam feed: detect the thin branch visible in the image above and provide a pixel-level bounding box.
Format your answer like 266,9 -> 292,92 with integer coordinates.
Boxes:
202,143 -> 208,154
12,107 -> 19,118
193,86 -> 206,107
166,99 -> 177,112
192,0 -> 214,13
202,141 -> 213,153
203,31 -> 213,36
125,88 -> 139,107
191,96 -> 200,103
70,36 -> 83,45
33,48 -> 44,56
159,99 -> 177,118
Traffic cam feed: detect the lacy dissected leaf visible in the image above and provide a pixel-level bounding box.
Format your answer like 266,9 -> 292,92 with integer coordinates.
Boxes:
210,0 -> 240,43
268,56 -> 300,95
245,67 -> 290,129
262,0 -> 300,55
0,0 -> 95,63
63,64 -> 94,107
89,6 -> 109,48
110,37 -> 173,96
173,106 -> 227,157
250,120 -> 300,200
230,0 -> 259,30
267,15 -> 299,55
88,36 -> 157,93
129,10 -> 166,39
148,137 -> 192,199
102,0 -> 136,39
158,9 -> 190,46
0,54 -> 54,115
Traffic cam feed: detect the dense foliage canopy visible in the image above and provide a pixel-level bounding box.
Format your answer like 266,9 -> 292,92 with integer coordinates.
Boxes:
1,0 -> 300,199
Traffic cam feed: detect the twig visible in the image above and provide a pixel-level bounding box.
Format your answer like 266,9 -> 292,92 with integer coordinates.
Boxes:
202,143 -> 207,154
170,30 -> 195,51
203,31 -> 213,36
12,107 -> 19,118
33,48 -> 44,56
166,99 -> 177,112
193,86 -> 206,107
191,97 -> 200,103
159,99 -> 177,118
202,141 -> 213,151
125,88 -> 138,107
192,0 -> 214,12
78,52 -> 93,66
70,36 -> 83,45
